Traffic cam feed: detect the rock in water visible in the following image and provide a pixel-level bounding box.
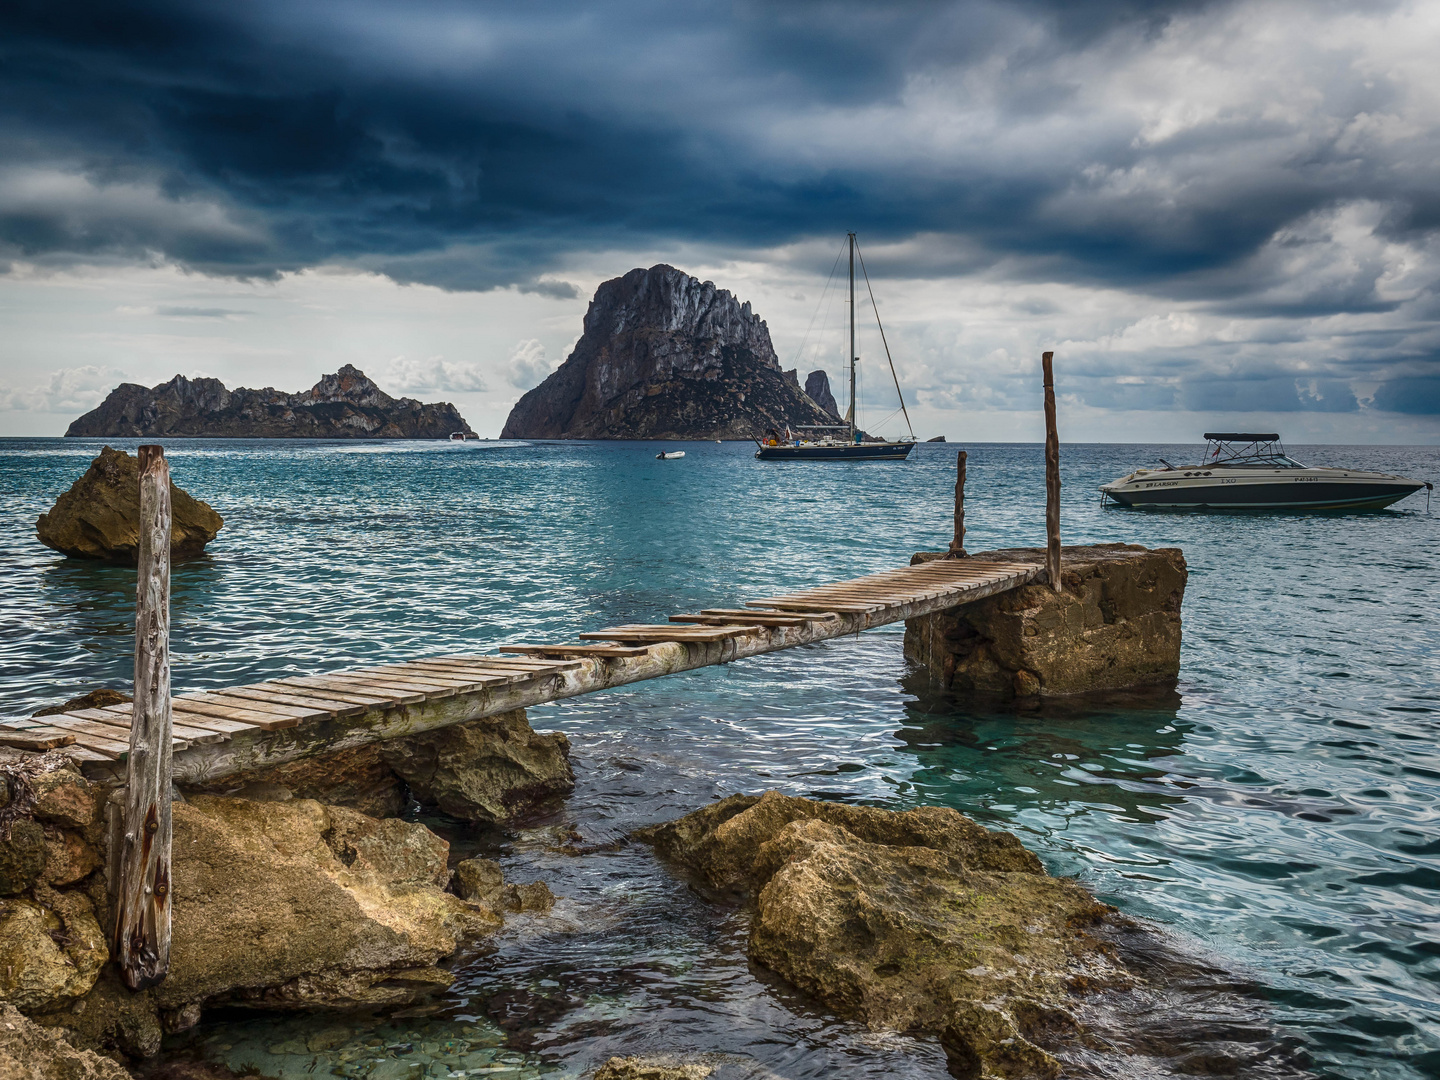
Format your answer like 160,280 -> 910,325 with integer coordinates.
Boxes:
66,365 -> 471,439
500,266 -> 838,439
638,792 -> 1129,1079
35,446 -> 222,563
804,369 -> 841,419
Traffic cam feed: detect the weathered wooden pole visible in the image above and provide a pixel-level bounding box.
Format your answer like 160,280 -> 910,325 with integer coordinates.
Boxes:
947,450 -> 967,557
113,444 -> 173,990
1042,352 -> 1062,593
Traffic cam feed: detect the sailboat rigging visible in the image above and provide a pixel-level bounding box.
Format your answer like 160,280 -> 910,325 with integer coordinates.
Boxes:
755,232 -> 916,461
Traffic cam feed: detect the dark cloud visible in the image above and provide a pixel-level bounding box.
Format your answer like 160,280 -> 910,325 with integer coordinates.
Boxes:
1,0 -> 1439,435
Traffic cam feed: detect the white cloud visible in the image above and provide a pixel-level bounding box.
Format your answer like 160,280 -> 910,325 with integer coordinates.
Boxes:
0,365 -> 127,413
505,338 -> 555,388
381,354 -> 488,394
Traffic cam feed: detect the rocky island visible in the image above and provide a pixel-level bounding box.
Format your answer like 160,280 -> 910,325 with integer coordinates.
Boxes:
501,265 -> 841,440
67,366 -> 471,439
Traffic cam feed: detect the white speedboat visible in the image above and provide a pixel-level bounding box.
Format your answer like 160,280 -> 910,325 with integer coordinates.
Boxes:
1100,433 -> 1429,511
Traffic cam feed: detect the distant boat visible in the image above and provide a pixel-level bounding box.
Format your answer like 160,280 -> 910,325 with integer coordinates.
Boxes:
449,431 -> 479,441
657,451 -> 686,459
1100,434 -> 1430,511
755,233 -> 916,462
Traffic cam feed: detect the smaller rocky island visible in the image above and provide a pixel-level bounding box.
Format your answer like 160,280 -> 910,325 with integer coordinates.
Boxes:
36,446 -> 223,563
67,365 -> 471,439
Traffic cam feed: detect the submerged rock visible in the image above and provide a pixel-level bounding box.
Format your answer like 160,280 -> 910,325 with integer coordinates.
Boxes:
904,544 -> 1187,698
155,795 -> 501,1015
639,792 -> 1127,1079
35,447 -> 223,564
593,1057 -> 713,1080
380,709 -> 575,825
0,1002 -> 130,1080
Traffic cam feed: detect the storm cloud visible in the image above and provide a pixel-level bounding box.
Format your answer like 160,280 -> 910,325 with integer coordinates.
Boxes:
1,0 -> 1438,424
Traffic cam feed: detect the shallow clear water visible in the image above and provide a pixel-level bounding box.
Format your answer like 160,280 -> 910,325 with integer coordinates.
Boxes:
2,438 -> 1437,1079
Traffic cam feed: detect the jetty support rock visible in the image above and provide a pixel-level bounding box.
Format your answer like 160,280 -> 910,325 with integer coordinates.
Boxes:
638,792 -> 1126,1078
35,446 -> 222,564
904,543 -> 1186,698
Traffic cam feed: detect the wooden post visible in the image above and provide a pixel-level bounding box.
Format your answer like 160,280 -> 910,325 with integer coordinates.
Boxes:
947,450 -> 967,557
1042,352 -> 1062,593
113,444 -> 173,990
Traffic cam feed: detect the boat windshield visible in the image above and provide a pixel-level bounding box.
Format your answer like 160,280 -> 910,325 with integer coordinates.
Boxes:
1202,433 -> 1306,468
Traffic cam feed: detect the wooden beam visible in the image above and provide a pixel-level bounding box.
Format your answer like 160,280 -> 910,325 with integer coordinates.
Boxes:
948,449 -> 967,557
1042,351 -> 1062,594
500,644 -> 654,658
113,443 -> 173,991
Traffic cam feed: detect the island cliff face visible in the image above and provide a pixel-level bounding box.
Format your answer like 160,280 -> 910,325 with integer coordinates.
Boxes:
501,265 -> 838,440
66,366 -> 471,439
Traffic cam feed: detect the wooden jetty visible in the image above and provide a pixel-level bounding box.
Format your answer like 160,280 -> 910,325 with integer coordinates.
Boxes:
2,557 -> 1039,786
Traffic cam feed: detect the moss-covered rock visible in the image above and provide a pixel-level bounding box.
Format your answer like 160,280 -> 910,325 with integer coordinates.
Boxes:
640,792 -> 1129,1079
35,446 -> 222,563
0,1002 -> 131,1080
0,889 -> 107,1013
0,820 -> 47,897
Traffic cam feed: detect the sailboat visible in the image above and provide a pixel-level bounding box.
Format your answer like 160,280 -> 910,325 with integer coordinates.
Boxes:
755,232 -> 917,461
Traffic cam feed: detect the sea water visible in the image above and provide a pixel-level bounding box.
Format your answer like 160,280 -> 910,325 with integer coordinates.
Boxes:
1,438 -> 1436,1079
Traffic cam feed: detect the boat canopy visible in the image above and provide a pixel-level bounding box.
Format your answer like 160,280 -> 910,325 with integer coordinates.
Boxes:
1203,432 -> 1279,441
1203,432 -> 1304,468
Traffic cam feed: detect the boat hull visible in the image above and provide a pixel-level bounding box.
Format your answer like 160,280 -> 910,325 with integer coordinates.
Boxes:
1103,475 -> 1423,511
755,442 -> 915,461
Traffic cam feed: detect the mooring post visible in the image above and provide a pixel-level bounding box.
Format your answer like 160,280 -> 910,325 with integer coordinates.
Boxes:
113,444 -> 173,990
947,450 -> 968,557
1042,352 -> 1062,593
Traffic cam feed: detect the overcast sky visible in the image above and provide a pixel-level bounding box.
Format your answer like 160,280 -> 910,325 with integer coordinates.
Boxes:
2,0 -> 1438,441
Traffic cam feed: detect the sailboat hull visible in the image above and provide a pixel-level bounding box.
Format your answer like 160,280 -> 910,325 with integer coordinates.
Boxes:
755,442 -> 914,461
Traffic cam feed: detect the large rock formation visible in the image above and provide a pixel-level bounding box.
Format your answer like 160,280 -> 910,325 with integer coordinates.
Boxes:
904,544 -> 1186,698
35,447 -> 223,563
638,792 -> 1122,1078
501,266 -> 837,440
66,365 -> 470,439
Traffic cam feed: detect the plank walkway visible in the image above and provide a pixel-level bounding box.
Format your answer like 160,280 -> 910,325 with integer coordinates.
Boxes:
1,558 -> 1040,784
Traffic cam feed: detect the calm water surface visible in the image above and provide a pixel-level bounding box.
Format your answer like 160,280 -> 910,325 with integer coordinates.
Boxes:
1,438 -> 1437,1079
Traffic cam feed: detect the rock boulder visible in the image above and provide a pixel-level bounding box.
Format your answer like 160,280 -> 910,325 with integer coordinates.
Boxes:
640,792 -> 1128,1079
35,447 -> 223,563
0,888 -> 107,1013
0,1003 -> 131,1080
380,709 -> 575,824
155,795 -> 500,1014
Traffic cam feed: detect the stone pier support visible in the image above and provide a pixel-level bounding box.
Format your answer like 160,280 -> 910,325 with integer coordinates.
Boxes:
904,543 -> 1186,698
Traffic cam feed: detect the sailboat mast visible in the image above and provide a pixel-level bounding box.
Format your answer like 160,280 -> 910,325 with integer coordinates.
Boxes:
848,231 -> 857,443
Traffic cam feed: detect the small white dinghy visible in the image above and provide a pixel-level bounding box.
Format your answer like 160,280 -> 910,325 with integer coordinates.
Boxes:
656,451 -> 686,459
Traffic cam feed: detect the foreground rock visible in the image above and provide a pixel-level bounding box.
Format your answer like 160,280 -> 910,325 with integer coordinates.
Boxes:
501,265 -> 838,440
0,1003 -> 130,1080
35,447 -> 223,563
639,792 -> 1128,1079
904,544 -> 1187,698
189,708 -> 575,825
154,795 -> 499,1014
66,365 -> 471,439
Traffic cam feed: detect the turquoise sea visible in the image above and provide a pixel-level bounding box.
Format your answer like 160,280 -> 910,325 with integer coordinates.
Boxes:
2,438 -> 1437,1079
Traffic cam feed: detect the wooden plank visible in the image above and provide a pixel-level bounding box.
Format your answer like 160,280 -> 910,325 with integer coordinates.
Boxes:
501,644 -> 653,658
209,685 -> 367,717
101,705 -> 255,737
337,672 -> 468,696
395,662 -> 537,685
171,699 -> 300,732
0,728 -> 76,751
397,661 -> 519,679
65,708 -> 226,745
670,613 -> 811,626
273,676 -> 424,706
246,681 -> 394,709
358,666 -> 501,691
45,711 -> 182,753
699,608 -> 841,621
437,654 -> 582,671
749,599 -> 883,613
181,691 -> 330,721
578,626 -> 760,642
59,745 -> 113,763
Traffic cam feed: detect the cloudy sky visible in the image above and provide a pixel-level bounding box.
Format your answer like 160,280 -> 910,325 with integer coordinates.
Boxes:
2,0 -> 1437,441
